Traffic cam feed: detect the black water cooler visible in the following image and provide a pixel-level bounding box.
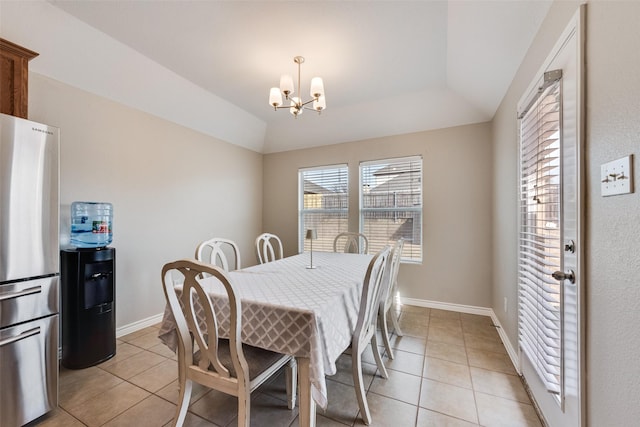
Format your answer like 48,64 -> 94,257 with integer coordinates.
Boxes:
61,247 -> 116,369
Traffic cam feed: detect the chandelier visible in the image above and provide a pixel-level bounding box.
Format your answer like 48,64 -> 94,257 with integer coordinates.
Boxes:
268,56 -> 326,117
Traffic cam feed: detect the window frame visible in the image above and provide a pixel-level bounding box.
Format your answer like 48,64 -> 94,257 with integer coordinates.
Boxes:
359,155 -> 423,263
298,163 -> 349,253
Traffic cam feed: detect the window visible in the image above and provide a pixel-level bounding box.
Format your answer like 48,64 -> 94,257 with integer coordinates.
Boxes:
298,165 -> 349,253
360,156 -> 422,262
517,71 -> 562,395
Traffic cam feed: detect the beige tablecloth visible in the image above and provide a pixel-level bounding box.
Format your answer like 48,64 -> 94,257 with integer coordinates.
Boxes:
157,251 -> 373,409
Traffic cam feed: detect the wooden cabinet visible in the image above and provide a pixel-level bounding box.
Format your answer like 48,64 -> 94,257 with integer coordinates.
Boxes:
1,38 -> 39,119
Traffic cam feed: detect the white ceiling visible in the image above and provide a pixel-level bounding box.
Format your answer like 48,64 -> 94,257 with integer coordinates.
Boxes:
3,1 -> 552,153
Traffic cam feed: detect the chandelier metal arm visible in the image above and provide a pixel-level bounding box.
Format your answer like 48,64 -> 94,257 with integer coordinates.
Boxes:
273,97 -> 317,106
299,97 -> 319,107
272,96 -> 319,111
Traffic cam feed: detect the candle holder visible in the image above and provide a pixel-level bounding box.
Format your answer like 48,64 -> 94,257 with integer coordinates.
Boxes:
305,229 -> 318,269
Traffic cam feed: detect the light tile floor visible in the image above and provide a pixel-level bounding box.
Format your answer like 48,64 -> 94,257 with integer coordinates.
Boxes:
31,306 -> 543,427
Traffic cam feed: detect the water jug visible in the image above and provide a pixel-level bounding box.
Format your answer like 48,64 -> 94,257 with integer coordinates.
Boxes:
70,202 -> 113,248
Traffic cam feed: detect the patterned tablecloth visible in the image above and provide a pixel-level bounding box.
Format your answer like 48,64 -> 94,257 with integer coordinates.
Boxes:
157,251 -> 373,409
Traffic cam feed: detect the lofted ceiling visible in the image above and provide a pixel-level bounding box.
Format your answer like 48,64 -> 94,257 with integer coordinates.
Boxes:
3,1 -> 552,153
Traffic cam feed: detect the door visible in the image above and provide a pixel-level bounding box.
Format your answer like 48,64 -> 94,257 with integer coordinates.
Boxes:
516,8 -> 584,427
0,314 -> 59,426
0,113 -> 59,282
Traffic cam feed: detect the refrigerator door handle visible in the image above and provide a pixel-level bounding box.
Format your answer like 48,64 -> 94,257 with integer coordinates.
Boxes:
0,327 -> 40,347
0,286 -> 42,302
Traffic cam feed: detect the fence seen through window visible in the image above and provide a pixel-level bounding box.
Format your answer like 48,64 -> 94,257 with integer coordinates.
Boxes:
298,157 -> 423,263
360,156 -> 423,262
298,164 -> 349,253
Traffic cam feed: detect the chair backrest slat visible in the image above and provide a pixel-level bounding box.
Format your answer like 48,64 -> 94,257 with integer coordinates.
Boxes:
381,238 -> 404,312
161,260 -> 248,382
333,232 -> 369,254
195,238 -> 242,272
255,233 -> 283,264
353,246 -> 391,346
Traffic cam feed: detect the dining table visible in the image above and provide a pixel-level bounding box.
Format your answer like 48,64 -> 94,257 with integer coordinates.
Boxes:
157,251 -> 374,427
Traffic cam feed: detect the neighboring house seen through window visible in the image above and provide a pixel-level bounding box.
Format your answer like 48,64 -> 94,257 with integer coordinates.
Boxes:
360,156 -> 423,263
298,164 -> 349,253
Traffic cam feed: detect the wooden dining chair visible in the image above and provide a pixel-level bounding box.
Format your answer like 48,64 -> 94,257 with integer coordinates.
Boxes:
351,246 -> 391,425
195,237 -> 241,272
161,259 -> 296,427
378,238 -> 405,360
333,232 -> 369,254
255,232 -> 283,264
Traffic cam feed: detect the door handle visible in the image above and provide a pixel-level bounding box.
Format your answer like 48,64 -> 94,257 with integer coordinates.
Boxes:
564,240 -> 576,253
0,286 -> 42,301
552,269 -> 575,284
0,327 -> 40,347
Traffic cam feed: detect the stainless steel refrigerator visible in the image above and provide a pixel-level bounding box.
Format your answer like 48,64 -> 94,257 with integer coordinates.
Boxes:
0,113 -> 59,426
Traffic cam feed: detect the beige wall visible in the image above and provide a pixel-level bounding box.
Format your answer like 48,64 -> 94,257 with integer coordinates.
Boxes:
585,1 -> 640,424
28,73 -> 263,328
492,1 -> 640,425
263,123 -> 493,307
491,0 -> 580,350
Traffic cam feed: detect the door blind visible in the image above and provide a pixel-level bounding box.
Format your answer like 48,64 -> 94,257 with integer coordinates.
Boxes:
518,72 -> 563,395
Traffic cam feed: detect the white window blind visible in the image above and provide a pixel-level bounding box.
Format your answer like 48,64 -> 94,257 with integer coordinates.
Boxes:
360,156 -> 422,262
299,165 -> 349,253
518,72 -> 562,395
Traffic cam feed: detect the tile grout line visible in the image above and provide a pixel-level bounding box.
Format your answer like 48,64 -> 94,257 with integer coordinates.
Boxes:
463,320 -> 483,427
413,329 -> 428,427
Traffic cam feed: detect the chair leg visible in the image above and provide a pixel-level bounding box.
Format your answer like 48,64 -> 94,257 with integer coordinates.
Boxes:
237,391 -> 250,427
351,345 -> 372,425
173,377 -> 192,427
390,306 -> 404,337
370,332 -> 389,379
379,309 -> 395,360
285,358 -> 297,409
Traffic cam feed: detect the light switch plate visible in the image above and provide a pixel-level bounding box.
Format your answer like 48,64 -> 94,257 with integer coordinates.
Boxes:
601,155 -> 634,196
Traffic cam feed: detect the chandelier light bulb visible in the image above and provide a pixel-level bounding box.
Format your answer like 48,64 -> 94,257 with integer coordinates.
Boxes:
290,97 -> 303,116
313,95 -> 326,112
269,87 -> 283,108
280,75 -> 294,98
310,77 -> 324,99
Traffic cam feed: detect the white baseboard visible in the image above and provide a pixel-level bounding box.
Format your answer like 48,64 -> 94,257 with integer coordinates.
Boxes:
489,311 -> 520,374
400,297 -> 520,373
400,297 -> 493,317
116,313 -> 164,338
